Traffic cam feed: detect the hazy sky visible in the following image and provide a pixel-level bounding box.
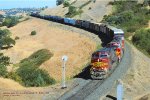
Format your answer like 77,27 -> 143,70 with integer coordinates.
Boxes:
0,0 -> 56,9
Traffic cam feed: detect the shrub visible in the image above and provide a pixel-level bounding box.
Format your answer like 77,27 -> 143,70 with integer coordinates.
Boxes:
132,29 -> 150,55
17,66 -> 56,87
108,1 -> 114,5
0,53 -> 10,77
69,6 -> 77,14
15,36 -> 20,40
0,29 -> 15,49
103,1 -> 149,38
5,72 -> 22,83
56,0 -> 63,6
0,65 -> 7,77
17,49 -> 55,87
31,31 -> 36,35
63,1 -> 70,7
0,37 -> 16,47
20,49 -> 53,66
0,53 -> 10,67
2,16 -> 19,28
66,6 -> 83,17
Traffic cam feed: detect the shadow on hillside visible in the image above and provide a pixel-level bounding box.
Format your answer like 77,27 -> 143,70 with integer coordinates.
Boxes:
106,95 -> 117,100
73,65 -> 92,80
1,46 -> 13,50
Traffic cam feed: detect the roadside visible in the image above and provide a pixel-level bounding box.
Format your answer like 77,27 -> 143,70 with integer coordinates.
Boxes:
102,42 -> 150,100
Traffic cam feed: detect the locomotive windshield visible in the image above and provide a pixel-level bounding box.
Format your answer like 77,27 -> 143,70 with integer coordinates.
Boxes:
92,53 -> 99,58
92,53 -> 108,58
100,54 -> 107,58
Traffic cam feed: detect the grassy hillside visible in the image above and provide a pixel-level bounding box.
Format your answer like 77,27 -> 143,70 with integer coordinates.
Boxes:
1,17 -> 97,82
41,0 -> 112,21
103,0 -> 150,56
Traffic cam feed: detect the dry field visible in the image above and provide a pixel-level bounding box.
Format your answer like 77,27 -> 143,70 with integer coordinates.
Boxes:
0,16 -> 98,100
41,0 -> 112,22
122,43 -> 150,99
1,17 -> 96,82
0,16 -> 98,99
102,42 -> 150,100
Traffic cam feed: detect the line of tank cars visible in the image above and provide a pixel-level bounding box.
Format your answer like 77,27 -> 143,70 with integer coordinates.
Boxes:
30,13 -> 125,79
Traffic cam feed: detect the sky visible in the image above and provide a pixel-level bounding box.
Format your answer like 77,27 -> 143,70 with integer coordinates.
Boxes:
0,0 -> 57,9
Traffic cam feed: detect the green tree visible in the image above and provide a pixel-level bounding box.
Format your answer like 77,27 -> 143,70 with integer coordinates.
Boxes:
0,65 -> 7,76
8,17 -> 19,28
0,37 -> 16,48
2,16 -> 19,28
17,49 -> 55,87
69,6 -> 77,14
0,29 -> 11,38
63,0 -> 70,7
0,53 -> 10,76
31,31 -> 36,35
132,29 -> 150,55
0,29 -> 15,49
17,65 -> 55,87
56,0 -> 64,5
5,72 -> 22,83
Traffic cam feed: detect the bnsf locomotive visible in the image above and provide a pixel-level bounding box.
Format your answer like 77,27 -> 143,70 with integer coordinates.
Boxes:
30,12 -> 125,80
90,29 -> 124,79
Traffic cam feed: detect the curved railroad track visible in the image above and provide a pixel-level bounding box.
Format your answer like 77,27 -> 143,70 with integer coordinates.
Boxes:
30,14 -> 132,100
58,42 -> 132,100
57,42 -> 131,100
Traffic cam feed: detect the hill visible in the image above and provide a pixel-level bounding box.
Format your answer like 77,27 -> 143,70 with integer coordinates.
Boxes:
41,0 -> 113,22
1,17 -> 98,81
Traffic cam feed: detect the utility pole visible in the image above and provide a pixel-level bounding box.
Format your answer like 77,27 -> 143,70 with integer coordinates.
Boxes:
61,55 -> 68,89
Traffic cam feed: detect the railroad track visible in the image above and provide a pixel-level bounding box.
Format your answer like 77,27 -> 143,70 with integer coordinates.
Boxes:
58,56 -> 119,100
58,43 -> 131,100
66,80 -> 101,100
31,13 -> 132,100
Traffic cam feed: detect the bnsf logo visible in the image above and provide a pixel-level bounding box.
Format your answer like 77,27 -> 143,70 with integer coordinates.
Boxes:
92,62 -> 108,67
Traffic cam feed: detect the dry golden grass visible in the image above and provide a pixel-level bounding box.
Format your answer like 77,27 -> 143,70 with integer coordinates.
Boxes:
0,78 -> 24,90
0,16 -> 97,100
41,0 -> 112,22
121,43 -> 150,99
41,4 -> 68,16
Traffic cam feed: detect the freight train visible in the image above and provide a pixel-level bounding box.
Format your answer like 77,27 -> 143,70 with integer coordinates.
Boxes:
30,12 -> 125,79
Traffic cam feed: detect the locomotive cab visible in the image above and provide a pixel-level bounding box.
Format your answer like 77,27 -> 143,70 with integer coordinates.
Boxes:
90,49 -> 112,79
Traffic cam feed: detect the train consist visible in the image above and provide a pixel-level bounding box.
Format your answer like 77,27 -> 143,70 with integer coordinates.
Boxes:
30,13 -> 125,79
